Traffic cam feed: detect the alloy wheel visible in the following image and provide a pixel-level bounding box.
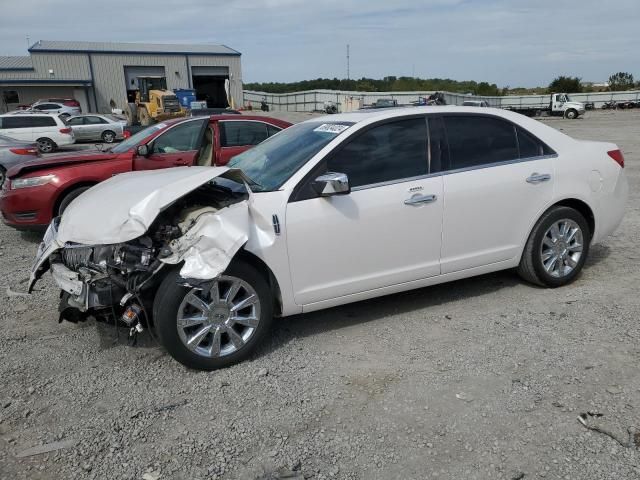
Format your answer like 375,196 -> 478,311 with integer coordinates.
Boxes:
176,276 -> 261,358
102,132 -> 115,143
37,139 -> 53,153
540,219 -> 583,278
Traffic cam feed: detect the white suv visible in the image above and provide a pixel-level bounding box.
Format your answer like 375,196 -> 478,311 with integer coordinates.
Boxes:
0,113 -> 75,153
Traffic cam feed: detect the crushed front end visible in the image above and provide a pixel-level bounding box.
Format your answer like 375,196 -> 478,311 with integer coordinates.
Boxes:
29,173 -> 251,334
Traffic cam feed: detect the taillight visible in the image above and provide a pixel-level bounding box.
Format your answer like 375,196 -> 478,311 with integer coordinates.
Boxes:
607,149 -> 624,168
123,130 -> 131,139
59,128 -> 72,134
63,100 -> 80,107
9,148 -> 38,155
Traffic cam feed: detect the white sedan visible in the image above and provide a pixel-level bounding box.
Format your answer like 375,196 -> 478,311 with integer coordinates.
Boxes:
30,107 -> 628,370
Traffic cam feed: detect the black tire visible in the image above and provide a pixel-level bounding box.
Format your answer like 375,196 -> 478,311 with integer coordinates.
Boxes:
57,186 -> 91,216
153,260 -> 274,370
518,206 -> 590,288
565,109 -> 578,119
0,166 -> 6,188
36,138 -> 55,153
101,130 -> 116,143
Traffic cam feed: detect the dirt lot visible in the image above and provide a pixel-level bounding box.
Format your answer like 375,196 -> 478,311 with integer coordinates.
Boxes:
1,110 -> 639,480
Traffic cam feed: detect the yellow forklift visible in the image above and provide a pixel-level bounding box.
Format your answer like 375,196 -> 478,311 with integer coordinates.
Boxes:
126,76 -> 186,126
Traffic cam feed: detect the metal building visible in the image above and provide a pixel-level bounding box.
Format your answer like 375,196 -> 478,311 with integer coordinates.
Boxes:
0,40 -> 242,113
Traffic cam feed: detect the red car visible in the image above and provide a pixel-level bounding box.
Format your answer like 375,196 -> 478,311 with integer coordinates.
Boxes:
0,115 -> 290,230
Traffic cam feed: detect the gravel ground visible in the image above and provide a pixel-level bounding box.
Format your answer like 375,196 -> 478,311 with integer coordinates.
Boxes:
1,109 -> 639,480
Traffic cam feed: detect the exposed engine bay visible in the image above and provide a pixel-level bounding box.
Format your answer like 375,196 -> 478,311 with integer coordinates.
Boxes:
31,174 -> 250,334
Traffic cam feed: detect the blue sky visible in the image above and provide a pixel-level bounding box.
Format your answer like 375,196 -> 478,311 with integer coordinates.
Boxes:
1,0 -> 638,87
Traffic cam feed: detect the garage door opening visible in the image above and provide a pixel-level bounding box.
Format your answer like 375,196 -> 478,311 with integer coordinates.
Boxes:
191,66 -> 229,108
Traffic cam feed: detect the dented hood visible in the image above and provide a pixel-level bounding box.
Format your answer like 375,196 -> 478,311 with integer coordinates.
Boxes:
57,166 -> 249,245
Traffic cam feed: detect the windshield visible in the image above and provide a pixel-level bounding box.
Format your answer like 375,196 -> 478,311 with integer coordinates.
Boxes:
110,124 -> 164,153
228,121 -> 354,191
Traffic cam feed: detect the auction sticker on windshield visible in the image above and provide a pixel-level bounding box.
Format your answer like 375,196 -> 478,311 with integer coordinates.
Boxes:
313,124 -> 350,134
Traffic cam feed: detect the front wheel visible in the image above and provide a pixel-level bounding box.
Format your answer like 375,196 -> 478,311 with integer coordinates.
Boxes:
57,186 -> 91,216
518,206 -> 590,287
139,107 -> 152,126
565,109 -> 578,119
154,261 -> 273,370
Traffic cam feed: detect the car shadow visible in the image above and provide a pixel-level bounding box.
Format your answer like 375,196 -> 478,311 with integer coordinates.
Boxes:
90,246 -> 613,362
584,243 -> 611,268
19,230 -> 43,243
256,270 -> 523,359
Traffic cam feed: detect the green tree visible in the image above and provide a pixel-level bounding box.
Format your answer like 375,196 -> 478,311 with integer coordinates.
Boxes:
608,72 -> 635,91
548,76 -> 582,93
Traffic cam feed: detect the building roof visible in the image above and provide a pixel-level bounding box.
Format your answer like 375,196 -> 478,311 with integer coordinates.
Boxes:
0,56 -> 33,70
28,40 -> 240,56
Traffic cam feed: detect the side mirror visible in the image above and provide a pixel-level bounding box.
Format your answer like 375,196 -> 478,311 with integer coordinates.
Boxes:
312,172 -> 350,197
136,144 -> 149,157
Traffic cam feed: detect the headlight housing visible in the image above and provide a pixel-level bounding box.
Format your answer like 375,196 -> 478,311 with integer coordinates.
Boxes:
12,174 -> 56,189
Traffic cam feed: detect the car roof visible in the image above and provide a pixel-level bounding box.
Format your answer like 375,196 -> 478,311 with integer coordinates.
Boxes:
160,114 -> 291,126
0,111 -> 60,117
308,105 -> 525,124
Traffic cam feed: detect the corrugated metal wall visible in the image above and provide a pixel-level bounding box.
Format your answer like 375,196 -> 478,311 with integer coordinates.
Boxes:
245,89 -> 640,112
0,53 -> 91,81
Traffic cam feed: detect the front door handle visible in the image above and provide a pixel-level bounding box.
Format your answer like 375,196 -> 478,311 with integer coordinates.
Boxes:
404,194 -> 437,206
526,173 -> 551,184
173,159 -> 189,166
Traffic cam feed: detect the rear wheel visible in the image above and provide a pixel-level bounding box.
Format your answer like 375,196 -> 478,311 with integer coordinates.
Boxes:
154,261 -> 274,370
36,138 -> 55,153
101,130 -> 116,143
0,166 -> 6,188
518,206 -> 590,287
57,186 -> 91,216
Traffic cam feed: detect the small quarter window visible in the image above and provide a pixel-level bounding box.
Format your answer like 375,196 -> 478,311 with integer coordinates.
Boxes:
516,127 -> 554,158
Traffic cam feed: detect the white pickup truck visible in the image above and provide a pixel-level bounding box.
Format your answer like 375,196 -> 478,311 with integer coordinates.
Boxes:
502,93 -> 586,119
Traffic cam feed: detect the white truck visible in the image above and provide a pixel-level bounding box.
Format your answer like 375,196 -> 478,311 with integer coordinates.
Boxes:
501,93 -> 586,119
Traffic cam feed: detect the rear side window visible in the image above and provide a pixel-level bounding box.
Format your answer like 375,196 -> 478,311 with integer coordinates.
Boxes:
220,121 -> 269,147
30,116 -> 57,127
84,116 -> 107,125
444,115 -> 518,169
326,118 -> 428,188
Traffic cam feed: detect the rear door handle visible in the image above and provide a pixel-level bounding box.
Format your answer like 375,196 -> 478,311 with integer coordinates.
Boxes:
173,159 -> 189,166
526,173 -> 551,184
404,194 -> 437,206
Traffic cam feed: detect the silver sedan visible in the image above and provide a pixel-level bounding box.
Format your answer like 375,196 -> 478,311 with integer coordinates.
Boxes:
0,134 -> 39,187
65,114 -> 126,143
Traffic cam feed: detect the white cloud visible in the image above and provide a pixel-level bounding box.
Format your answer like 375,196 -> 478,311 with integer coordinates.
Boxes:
0,0 -> 638,86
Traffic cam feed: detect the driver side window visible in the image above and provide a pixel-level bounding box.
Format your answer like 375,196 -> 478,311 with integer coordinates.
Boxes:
152,119 -> 206,154
326,118 -> 428,188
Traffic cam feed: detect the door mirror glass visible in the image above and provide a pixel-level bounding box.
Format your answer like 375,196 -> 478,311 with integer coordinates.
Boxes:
136,144 -> 149,157
312,172 -> 350,197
